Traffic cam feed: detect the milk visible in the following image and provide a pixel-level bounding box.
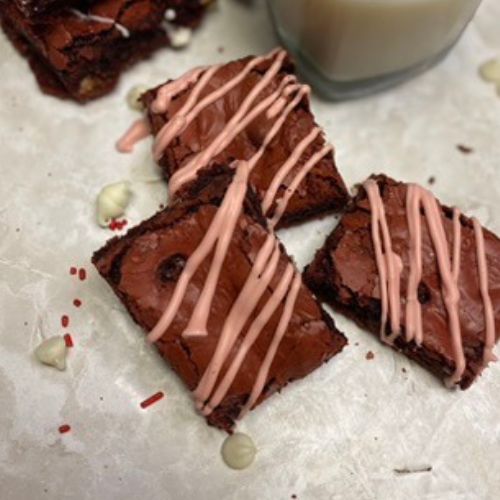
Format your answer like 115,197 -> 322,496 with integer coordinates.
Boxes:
269,0 -> 482,82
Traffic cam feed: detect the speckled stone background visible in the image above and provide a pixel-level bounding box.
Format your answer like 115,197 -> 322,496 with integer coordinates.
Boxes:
1,1 -> 499,499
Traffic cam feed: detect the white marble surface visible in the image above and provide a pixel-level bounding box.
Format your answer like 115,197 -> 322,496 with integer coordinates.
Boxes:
1,1 -> 499,499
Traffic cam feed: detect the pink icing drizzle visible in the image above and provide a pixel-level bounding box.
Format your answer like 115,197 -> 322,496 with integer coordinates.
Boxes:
116,118 -> 150,153
195,235 -> 282,412
202,264 -> 296,414
364,179 -> 403,344
368,180 -> 496,386
238,272 -> 302,419
472,217 -> 497,366
167,50 -> 291,195
147,161 -> 250,343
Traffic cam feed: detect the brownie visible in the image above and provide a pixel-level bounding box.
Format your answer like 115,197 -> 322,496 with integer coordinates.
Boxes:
10,0 -> 82,18
304,175 -> 500,389
140,50 -> 350,228
92,171 -> 347,431
0,0 -> 213,102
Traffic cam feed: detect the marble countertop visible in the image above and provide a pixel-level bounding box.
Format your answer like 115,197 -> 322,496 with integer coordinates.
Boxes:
0,1 -> 499,499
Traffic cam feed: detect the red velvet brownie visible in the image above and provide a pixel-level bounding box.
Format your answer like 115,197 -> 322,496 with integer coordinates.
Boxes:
304,175 -> 500,389
122,49 -> 350,228
0,0 -> 213,102
93,170 -> 347,431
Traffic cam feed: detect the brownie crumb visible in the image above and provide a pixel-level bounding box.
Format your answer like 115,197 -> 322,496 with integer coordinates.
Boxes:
427,176 -> 435,185
354,342 -> 359,346
291,495 -> 297,499
401,367 -> 407,373
365,351 -> 375,360
457,144 -> 474,154
394,466 -> 432,475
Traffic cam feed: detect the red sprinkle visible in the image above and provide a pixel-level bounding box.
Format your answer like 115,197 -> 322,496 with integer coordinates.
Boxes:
61,315 -> 69,328
58,424 -> 71,434
70,267 -> 77,275
78,268 -> 87,281
140,391 -> 164,409
64,333 -> 74,348
108,219 -> 128,231
73,299 -> 82,308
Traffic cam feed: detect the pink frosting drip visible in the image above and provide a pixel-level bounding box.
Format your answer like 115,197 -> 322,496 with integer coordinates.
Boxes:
147,161 -> 250,343
196,234 -> 281,413
364,180 -> 403,344
116,118 -> 150,153
368,181 -> 496,386
472,218 -> 497,366
203,264 -> 296,414
238,272 -> 302,419
168,50 -> 290,195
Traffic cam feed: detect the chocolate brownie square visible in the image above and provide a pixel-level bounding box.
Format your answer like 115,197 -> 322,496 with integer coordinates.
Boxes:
0,0 -> 213,102
304,175 -> 500,389
93,170 -> 347,431
138,49 -> 350,228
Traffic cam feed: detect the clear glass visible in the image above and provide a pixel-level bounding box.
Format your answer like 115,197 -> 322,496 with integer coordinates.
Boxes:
267,0 -> 482,100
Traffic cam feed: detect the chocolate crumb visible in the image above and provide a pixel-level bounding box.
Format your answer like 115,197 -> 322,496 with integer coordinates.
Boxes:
365,351 -> 375,360
401,367 -> 407,373
394,466 -> 432,475
291,495 -> 297,499
218,46 -> 225,54
457,144 -> 473,154
354,342 -> 359,346
427,176 -> 435,185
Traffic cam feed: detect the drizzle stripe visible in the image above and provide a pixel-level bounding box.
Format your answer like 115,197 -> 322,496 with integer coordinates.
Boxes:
147,162 -> 249,343
203,263 -> 295,414
472,218 -> 497,365
238,272 -> 302,419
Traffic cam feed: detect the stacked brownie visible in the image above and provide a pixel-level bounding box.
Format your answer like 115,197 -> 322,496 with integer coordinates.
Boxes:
0,0 -> 214,101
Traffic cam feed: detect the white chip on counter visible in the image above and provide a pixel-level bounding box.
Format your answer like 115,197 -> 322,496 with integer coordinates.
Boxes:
34,336 -> 68,371
126,85 -> 149,111
96,181 -> 132,227
221,433 -> 257,470
479,58 -> 500,83
169,27 -> 192,49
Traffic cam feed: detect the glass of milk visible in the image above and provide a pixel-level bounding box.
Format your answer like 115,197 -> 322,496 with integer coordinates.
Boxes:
267,0 -> 482,99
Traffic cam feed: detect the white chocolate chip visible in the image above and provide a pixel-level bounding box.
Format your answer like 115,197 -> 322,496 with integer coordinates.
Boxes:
221,433 -> 257,470
479,58 -> 500,83
165,8 -> 176,21
34,336 -> 68,371
169,27 -> 192,49
96,181 -> 132,227
126,85 -> 148,111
